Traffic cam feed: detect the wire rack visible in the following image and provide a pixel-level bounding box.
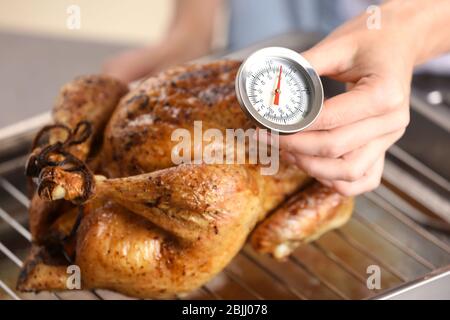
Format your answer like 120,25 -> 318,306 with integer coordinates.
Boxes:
0,141 -> 449,300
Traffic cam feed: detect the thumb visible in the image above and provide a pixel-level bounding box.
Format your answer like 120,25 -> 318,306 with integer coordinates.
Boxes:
300,38 -> 355,77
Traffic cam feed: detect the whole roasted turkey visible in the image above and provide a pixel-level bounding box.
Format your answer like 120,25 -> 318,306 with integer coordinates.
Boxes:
17,60 -> 353,298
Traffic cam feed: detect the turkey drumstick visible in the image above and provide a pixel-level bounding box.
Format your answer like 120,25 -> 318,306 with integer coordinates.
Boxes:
251,182 -> 354,260
27,76 -> 127,243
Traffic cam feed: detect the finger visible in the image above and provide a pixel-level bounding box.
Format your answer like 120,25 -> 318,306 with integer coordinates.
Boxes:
305,85 -> 379,132
329,156 -> 385,197
301,38 -> 357,76
316,178 -> 333,188
279,108 -> 409,158
291,129 -> 404,182
280,150 -> 297,164
346,82 -> 356,91
304,80 -> 406,132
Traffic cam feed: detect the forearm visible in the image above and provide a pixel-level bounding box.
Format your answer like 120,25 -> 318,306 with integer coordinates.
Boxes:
416,0 -> 450,64
162,0 -> 222,59
385,0 -> 450,65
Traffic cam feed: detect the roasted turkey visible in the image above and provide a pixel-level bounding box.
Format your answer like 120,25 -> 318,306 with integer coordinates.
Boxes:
17,60 -> 354,298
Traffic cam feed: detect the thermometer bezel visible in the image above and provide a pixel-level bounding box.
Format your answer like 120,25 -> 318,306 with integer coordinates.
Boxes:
235,47 -> 323,134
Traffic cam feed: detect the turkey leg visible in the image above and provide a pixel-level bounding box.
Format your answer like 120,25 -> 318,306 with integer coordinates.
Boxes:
250,182 -> 354,260
27,75 -> 127,242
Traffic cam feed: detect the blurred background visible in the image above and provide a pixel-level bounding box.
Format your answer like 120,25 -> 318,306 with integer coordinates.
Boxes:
0,0 -> 199,127
0,0 -> 174,44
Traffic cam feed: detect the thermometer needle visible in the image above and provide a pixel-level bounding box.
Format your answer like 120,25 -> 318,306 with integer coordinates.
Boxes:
273,66 -> 282,106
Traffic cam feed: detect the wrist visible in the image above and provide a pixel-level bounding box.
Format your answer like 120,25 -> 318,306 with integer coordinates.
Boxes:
380,1 -> 426,66
386,0 -> 450,65
156,26 -> 211,64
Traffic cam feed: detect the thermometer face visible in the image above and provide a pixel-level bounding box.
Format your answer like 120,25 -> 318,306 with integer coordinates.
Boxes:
236,47 -> 323,134
246,58 -> 310,125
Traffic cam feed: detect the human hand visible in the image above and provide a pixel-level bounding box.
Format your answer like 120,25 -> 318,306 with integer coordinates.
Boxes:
103,46 -> 163,83
102,0 -> 219,83
102,35 -> 211,83
272,2 -> 424,196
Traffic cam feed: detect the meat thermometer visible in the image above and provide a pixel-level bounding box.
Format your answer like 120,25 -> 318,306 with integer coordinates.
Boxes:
235,47 -> 323,134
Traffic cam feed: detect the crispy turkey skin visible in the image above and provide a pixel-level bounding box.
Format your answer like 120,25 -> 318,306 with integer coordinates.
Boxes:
17,60 -> 353,298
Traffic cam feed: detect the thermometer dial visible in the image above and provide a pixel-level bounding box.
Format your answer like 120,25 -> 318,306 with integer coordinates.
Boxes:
235,47 -> 323,134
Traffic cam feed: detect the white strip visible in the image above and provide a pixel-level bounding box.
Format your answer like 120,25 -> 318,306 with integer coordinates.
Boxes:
383,161 -> 450,223
0,178 -> 30,207
377,270 -> 450,300
0,112 -> 51,141
0,207 -> 31,241
0,242 -> 23,268
410,93 -> 450,133
389,145 -> 450,192
0,280 -> 21,300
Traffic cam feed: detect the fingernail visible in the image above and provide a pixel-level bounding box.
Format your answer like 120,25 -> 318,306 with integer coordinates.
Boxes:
318,179 -> 332,187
